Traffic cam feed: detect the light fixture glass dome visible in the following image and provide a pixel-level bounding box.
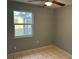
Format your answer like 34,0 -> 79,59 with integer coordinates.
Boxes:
45,2 -> 52,6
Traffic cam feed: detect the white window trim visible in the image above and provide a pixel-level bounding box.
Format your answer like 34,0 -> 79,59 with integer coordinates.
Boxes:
13,10 -> 34,39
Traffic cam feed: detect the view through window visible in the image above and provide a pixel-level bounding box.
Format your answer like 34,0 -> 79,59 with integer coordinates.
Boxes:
14,11 -> 33,38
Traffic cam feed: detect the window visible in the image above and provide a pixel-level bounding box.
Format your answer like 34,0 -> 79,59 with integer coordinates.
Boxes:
14,11 -> 33,38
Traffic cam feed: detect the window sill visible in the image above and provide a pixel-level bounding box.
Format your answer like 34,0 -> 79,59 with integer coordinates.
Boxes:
14,35 -> 32,39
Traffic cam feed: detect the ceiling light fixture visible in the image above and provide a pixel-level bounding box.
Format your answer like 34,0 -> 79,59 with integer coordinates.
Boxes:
45,2 -> 53,6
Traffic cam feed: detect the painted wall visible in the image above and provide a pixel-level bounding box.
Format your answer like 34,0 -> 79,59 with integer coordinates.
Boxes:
7,1 -> 55,54
53,5 -> 72,54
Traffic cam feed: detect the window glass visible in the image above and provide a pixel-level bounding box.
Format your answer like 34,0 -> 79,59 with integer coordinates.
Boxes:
25,25 -> 32,35
14,11 -> 33,37
15,25 -> 24,36
28,25 -> 32,35
24,25 -> 28,35
14,11 -> 32,24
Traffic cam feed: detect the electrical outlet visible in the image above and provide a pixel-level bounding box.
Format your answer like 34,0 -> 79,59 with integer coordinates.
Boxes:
36,40 -> 39,44
14,46 -> 16,50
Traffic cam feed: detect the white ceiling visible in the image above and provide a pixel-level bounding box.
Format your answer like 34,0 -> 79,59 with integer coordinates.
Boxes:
11,0 -> 72,8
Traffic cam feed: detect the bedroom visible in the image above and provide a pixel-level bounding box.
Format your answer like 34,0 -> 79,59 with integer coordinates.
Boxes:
7,0 -> 72,59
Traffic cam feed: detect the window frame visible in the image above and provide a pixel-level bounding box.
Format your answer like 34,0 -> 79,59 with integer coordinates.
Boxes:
13,10 -> 34,38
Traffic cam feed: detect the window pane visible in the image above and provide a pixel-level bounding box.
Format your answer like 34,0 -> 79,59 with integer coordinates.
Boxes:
28,25 -> 32,35
14,11 -> 32,24
24,25 -> 28,35
15,25 -> 32,37
14,11 -> 24,23
15,25 -> 24,36
25,12 -> 32,24
14,16 -> 23,23
25,25 -> 32,35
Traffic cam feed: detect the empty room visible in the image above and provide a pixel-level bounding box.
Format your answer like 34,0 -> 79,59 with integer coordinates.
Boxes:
7,0 -> 72,59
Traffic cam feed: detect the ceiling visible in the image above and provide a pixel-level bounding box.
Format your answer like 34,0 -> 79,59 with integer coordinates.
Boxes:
11,0 -> 72,8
